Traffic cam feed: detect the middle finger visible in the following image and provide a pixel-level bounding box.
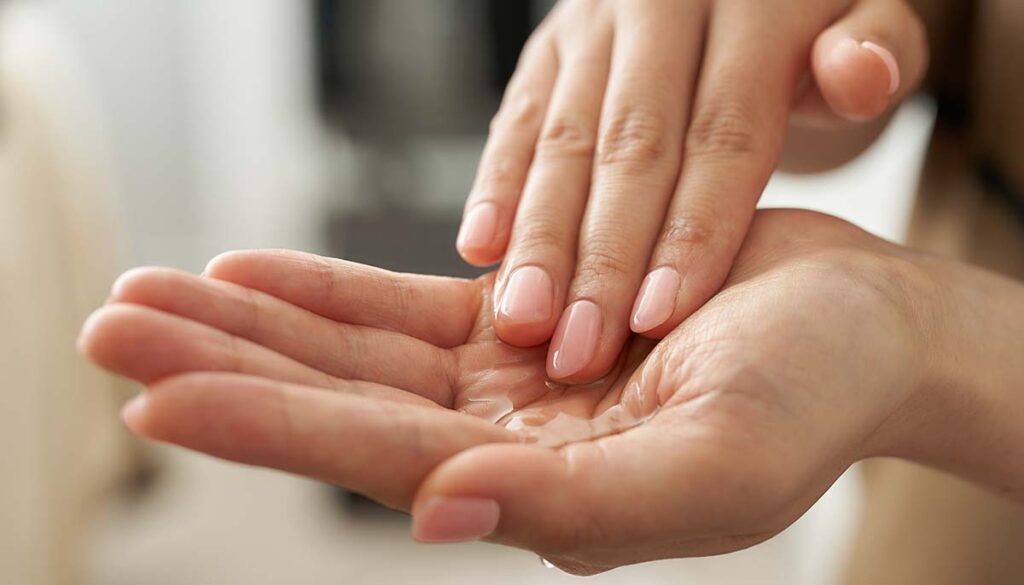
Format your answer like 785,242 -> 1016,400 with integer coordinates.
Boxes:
491,2 -> 614,348
548,0 -> 707,382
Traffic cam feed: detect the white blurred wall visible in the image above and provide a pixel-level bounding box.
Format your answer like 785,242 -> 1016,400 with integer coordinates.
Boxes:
51,0 -> 327,271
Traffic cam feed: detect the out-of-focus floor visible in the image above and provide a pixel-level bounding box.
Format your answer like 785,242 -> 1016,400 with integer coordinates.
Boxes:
85,101 -> 934,585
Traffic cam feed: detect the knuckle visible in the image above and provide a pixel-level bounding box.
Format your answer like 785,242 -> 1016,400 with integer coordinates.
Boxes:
537,116 -> 597,160
576,236 -> 634,282
475,157 -> 520,195
490,92 -> 544,134
310,255 -> 338,302
686,99 -> 764,159
597,106 -> 670,167
384,276 -> 415,332
518,27 -> 549,57
551,0 -> 601,23
660,213 -> 720,250
236,285 -> 263,341
513,213 -> 572,254
571,0 -> 603,11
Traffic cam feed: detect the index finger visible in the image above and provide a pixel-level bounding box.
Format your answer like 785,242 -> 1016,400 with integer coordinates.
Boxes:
204,250 -> 482,349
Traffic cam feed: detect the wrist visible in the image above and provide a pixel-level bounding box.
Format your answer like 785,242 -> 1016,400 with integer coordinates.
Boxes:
879,252 -> 1024,501
853,249 -> 947,461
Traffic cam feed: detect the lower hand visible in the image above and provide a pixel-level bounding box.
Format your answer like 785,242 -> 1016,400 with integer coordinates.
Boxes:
81,210 -> 954,574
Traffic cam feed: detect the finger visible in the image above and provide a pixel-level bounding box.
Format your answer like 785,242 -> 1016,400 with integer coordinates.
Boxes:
457,28 -> 557,266
79,304 -> 432,406
80,303 -> 332,389
108,267 -> 456,405
630,2 -> 836,339
123,372 -> 515,510
545,0 -> 704,381
793,0 -> 928,125
491,3 -> 613,348
412,408 -> 812,572
204,250 -> 479,349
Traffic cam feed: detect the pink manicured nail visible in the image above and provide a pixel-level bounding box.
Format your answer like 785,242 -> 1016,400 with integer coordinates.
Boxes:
498,266 -> 554,324
860,41 -> 900,96
631,267 -> 681,333
412,497 -> 500,543
549,300 -> 602,378
456,203 -> 498,253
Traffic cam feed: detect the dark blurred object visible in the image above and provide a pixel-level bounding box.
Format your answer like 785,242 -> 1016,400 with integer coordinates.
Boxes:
331,490 -> 410,522
313,0 -> 535,137
327,210 -> 485,278
485,0 -> 534,90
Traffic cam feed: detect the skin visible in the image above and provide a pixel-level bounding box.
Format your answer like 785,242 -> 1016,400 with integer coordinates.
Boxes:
457,0 -> 928,385
79,209 -> 1024,574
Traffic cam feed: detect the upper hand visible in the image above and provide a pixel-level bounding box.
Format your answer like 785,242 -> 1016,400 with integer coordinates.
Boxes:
456,0 -> 928,383
79,209 -> 940,574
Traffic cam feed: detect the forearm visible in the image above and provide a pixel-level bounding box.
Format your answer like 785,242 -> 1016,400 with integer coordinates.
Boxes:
898,256 -> 1024,501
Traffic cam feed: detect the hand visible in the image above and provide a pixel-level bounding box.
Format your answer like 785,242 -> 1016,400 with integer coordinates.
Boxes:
80,210 -> 950,573
456,0 -> 928,384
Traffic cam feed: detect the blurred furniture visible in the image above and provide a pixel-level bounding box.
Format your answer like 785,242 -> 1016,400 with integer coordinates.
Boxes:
317,0 -> 538,275
0,4 -> 131,584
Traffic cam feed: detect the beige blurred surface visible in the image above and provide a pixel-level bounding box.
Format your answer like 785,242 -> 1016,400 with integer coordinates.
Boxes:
0,4 -> 131,584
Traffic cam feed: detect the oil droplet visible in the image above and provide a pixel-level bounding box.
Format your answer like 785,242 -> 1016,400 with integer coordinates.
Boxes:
539,557 -> 556,569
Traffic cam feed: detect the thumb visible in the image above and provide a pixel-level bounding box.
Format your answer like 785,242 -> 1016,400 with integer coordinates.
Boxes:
793,0 -> 928,126
410,411 -> 804,574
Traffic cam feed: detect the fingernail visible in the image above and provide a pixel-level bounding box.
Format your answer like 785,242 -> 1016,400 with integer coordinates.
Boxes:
860,41 -> 900,96
498,266 -> 554,324
120,394 -> 148,430
631,267 -> 681,333
549,300 -> 602,378
412,497 -> 500,543
456,203 -> 498,253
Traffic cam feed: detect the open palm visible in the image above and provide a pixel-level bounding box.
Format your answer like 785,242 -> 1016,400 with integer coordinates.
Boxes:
80,210 -> 928,574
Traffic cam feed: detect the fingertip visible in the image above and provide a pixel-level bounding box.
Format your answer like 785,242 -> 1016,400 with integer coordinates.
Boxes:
493,264 -> 559,347
457,247 -> 505,269
414,443 -> 568,547
411,496 -> 501,544
110,266 -> 157,300
202,249 -> 258,280
494,319 -> 557,349
814,34 -> 898,122
456,202 -> 502,264
629,268 -> 681,334
76,304 -> 134,368
120,393 -> 150,435
76,307 -> 104,357
545,300 -> 602,381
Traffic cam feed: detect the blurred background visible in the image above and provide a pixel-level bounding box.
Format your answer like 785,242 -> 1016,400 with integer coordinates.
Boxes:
0,1 -> 938,583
